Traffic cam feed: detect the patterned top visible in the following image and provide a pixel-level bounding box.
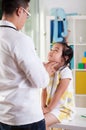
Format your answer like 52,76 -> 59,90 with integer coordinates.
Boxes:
46,66 -> 75,123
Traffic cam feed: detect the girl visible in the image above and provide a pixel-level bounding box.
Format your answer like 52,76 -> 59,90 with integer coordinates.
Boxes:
42,42 -> 75,130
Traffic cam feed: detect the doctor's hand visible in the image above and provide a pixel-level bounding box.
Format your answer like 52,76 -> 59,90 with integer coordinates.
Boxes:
43,62 -> 59,76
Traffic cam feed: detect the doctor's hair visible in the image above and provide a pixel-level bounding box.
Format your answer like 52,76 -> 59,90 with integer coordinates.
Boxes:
61,42 -> 73,65
2,0 -> 30,15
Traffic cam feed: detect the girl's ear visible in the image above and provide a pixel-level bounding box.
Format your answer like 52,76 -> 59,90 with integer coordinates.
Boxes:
65,56 -> 69,62
61,55 -> 68,63
61,57 -> 65,63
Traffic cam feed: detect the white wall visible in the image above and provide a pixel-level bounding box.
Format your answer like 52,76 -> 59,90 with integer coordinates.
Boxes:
43,0 -> 86,15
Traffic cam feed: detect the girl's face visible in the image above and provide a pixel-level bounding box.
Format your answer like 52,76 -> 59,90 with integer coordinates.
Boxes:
48,43 -> 64,64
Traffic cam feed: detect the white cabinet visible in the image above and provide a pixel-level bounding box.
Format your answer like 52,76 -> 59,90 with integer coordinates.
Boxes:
45,15 -> 86,107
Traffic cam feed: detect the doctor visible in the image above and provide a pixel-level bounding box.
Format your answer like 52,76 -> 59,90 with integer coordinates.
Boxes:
0,0 -> 57,130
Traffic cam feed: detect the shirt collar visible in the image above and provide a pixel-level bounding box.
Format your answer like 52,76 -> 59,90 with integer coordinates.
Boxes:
0,20 -> 16,29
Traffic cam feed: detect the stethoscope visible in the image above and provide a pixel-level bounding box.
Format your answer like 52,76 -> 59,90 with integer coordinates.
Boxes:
0,25 -> 18,31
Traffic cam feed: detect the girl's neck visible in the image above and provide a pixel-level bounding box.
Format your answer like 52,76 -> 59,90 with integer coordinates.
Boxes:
55,62 -> 65,71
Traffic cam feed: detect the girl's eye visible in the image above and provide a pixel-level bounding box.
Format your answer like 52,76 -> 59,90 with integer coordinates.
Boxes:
51,49 -> 58,52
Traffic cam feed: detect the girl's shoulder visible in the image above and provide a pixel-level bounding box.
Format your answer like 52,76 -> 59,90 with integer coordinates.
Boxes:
61,66 -> 71,72
59,66 -> 73,79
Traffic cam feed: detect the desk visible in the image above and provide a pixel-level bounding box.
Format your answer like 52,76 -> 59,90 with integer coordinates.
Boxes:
50,107 -> 86,130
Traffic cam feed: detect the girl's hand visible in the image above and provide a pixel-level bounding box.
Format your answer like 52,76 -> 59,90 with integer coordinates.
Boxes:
42,106 -> 51,114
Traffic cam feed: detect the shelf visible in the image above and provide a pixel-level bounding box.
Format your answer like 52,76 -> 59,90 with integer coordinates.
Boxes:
67,15 -> 86,20
75,69 -> 86,71
75,45 -> 86,69
76,94 -> 86,96
74,43 -> 86,45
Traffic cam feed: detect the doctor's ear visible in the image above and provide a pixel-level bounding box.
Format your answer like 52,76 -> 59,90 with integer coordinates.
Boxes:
16,7 -> 22,17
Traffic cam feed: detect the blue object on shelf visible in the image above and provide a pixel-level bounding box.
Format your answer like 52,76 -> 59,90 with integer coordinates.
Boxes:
50,20 -> 63,43
84,51 -> 86,57
51,8 -> 68,43
70,45 -> 74,69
